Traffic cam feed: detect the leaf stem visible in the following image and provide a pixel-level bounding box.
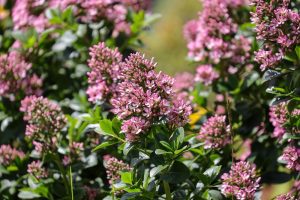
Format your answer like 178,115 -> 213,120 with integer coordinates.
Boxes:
163,181 -> 171,200
69,166 -> 74,200
53,154 -> 71,197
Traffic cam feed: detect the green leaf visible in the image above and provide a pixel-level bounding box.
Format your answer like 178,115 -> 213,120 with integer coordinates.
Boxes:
159,141 -> 173,151
123,142 -> 134,156
170,127 -> 184,149
208,190 -> 223,200
284,51 -> 297,62
7,165 -> 18,172
295,45 -> 300,59
121,192 -> 141,200
203,166 -> 221,181
120,172 -> 132,185
18,191 -> 41,199
149,165 -> 168,177
99,119 -> 115,135
112,117 -> 122,134
92,141 -> 118,152
155,149 -> 172,155
160,161 -> 190,184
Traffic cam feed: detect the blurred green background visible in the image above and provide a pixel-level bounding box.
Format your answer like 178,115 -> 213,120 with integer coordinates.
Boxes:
139,0 -> 201,75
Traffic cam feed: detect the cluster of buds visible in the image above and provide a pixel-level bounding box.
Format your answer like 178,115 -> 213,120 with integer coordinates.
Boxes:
27,160 -> 48,179
221,161 -> 260,200
13,0 -> 152,37
20,96 -> 67,153
184,0 -> 251,76
103,156 -> 131,185
0,52 -> 42,101
0,145 -> 25,166
251,0 -> 300,70
198,115 -> 231,149
87,43 -> 192,142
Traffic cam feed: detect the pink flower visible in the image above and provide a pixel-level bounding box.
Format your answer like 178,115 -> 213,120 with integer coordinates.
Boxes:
195,65 -> 219,86
0,145 -> 25,166
251,0 -> 300,70
269,103 -> 288,139
167,99 -> 192,128
0,52 -> 42,100
12,0 -> 48,32
104,156 -> 131,185
184,0 -> 250,67
27,160 -> 48,179
87,42 -> 122,103
21,96 -> 66,138
198,115 -> 230,149
173,72 -> 195,93
281,146 -> 300,171
20,96 -> 66,153
221,161 -> 260,200
121,117 -> 150,142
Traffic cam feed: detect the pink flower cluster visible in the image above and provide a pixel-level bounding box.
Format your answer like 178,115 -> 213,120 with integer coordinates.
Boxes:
27,160 -> 48,179
281,146 -> 300,172
12,0 -> 49,32
198,115 -> 230,149
269,102 -> 288,139
104,156 -> 131,185
111,53 -> 191,141
184,0 -> 251,73
13,0 -> 151,36
63,142 -> 84,166
195,64 -> 219,86
20,96 -> 66,137
251,0 -> 300,70
0,52 -> 42,101
0,144 -> 25,166
87,42 -> 122,103
87,43 -> 192,142
173,72 -> 194,101
20,96 -> 66,152
221,161 -> 260,200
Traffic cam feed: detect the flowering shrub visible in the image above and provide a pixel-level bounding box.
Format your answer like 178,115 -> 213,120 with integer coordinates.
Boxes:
0,0 -> 299,199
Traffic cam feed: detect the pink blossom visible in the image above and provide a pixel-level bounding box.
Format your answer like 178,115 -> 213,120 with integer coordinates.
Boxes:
269,103 -> 288,139
87,42 -> 122,103
184,0 -> 250,67
198,115 -> 231,149
195,65 -> 219,86
104,156 -> 131,185
221,161 -> 260,200
251,0 -> 300,70
27,160 -> 48,179
0,145 -> 25,166
0,52 -> 42,100
121,117 -> 150,142
281,146 -> 300,171
21,96 -> 66,138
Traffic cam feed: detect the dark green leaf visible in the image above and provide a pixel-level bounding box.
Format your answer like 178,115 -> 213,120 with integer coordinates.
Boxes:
149,165 -> 168,177
92,141 -> 118,152
160,161 -> 190,184
203,166 -> 221,181
208,190 -> 223,200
